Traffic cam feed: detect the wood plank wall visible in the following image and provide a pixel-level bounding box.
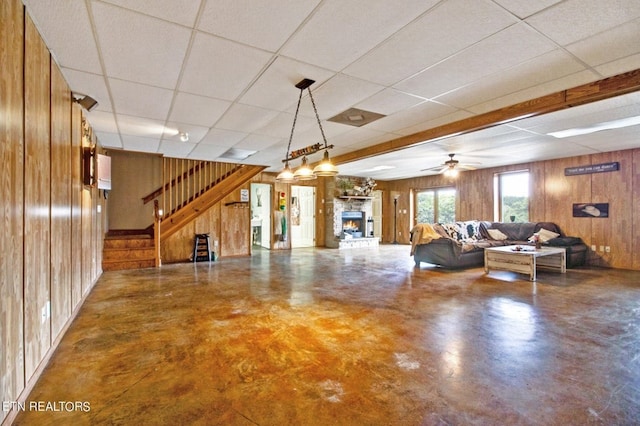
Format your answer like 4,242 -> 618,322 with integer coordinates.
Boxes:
0,2 -> 105,423
0,0 -> 26,415
24,12 -> 52,381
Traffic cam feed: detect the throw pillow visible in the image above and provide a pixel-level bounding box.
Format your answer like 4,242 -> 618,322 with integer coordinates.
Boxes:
487,229 -> 508,240
538,228 -> 560,242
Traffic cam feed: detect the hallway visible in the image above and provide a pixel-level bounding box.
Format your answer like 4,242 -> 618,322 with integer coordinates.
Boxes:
13,245 -> 640,425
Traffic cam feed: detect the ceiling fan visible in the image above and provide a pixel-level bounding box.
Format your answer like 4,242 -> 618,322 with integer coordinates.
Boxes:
421,154 -> 480,177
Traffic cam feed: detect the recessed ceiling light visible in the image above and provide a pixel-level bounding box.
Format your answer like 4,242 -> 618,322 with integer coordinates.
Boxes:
179,132 -> 189,142
547,115 -> 640,138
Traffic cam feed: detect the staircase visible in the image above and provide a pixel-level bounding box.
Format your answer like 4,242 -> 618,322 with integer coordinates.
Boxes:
102,232 -> 155,271
103,159 -> 265,271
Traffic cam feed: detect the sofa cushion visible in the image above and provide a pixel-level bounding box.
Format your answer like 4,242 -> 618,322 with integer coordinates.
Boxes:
546,236 -> 584,246
537,228 -> 560,242
487,229 -> 508,240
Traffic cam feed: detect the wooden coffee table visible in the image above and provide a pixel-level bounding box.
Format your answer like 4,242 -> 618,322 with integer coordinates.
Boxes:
484,245 -> 566,281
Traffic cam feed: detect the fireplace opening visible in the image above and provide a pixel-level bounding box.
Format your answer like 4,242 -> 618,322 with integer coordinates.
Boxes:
341,211 -> 366,238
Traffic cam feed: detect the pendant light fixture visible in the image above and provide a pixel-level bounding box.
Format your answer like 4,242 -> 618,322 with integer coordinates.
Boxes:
276,78 -> 338,181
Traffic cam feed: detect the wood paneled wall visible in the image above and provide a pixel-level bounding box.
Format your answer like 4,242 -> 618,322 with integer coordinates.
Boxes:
1,2 -> 105,423
0,0 -> 26,416
24,12 -> 52,381
379,148 -> 640,270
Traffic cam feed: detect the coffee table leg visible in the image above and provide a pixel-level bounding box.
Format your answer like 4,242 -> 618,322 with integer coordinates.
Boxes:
530,256 -> 536,281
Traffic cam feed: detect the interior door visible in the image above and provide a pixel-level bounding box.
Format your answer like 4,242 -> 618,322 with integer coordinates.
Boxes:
291,186 -> 315,248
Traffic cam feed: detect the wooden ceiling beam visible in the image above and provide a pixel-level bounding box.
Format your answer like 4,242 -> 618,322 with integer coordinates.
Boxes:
333,68 -> 640,166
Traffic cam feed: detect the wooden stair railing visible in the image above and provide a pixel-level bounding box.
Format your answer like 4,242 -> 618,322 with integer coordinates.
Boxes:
142,159 -> 242,215
159,164 -> 265,241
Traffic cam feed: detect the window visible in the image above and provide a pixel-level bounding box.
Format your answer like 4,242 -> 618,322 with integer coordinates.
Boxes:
415,188 -> 456,224
494,171 -> 529,222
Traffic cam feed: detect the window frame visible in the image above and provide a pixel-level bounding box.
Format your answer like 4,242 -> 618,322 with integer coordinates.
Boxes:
414,186 -> 456,225
494,170 -> 530,222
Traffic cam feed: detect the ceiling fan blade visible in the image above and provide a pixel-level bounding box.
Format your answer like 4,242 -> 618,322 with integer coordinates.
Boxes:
420,165 -> 445,172
458,164 -> 477,170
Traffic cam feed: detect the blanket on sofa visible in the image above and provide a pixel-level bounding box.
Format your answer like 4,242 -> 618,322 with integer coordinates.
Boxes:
410,223 -> 441,255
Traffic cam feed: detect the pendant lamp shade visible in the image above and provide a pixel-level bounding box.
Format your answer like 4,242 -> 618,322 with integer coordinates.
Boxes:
276,163 -> 295,182
293,157 -> 316,180
313,150 -> 339,177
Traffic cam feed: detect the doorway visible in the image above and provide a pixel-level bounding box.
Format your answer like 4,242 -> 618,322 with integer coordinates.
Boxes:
291,185 -> 315,248
250,183 -> 271,249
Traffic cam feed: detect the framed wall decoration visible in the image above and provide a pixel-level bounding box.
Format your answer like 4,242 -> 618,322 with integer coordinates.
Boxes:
573,203 -> 609,218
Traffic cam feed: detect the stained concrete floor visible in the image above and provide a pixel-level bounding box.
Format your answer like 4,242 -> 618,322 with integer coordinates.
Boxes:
14,245 -> 640,425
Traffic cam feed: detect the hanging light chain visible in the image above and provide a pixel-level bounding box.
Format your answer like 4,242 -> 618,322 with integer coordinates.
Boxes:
283,87 -> 304,164
307,87 -> 329,149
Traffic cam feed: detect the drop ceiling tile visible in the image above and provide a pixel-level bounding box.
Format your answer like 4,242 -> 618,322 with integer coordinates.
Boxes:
292,119 -> 352,146
394,23 -> 557,99
281,0 -> 439,71
436,49 -> 586,109
492,0 -> 562,19
595,53 -> 640,78
329,128 -> 390,150
234,134 -> 282,151
366,101 -> 459,134
92,1 -> 191,88
101,0 -> 201,27
468,69 -> 598,114
216,104 -> 280,133
94,132 -> 122,149
62,68 -> 112,112
169,92 -> 231,127
116,115 -> 168,138
356,89 -> 426,116
566,19 -> 640,68
157,141 -> 197,158
188,144 -> 230,161
86,111 -> 119,134
526,0 -> 640,46
179,32 -> 274,101
256,112 -> 317,139
344,0 -> 517,86
23,0 -> 101,74
239,57 -> 335,111
295,74 -> 384,119
109,79 -> 173,120
121,134 -> 161,153
392,109 -> 473,137
198,0 -> 320,52
200,128 -> 247,147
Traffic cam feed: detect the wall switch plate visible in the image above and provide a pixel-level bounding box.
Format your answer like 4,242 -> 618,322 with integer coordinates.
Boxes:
605,246 -> 610,253
591,245 -> 596,251
599,245 -> 604,252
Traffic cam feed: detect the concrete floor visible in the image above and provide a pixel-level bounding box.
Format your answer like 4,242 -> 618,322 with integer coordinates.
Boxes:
14,245 -> 640,425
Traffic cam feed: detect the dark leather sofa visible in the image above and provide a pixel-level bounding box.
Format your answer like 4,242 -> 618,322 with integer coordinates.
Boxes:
410,221 -> 588,269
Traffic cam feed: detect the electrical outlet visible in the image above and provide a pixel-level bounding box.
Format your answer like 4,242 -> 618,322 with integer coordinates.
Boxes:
605,246 -> 610,253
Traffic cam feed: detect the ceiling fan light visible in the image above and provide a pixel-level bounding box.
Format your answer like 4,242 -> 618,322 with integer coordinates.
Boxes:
444,167 -> 458,178
293,157 -> 316,180
276,163 -> 296,182
313,151 -> 339,176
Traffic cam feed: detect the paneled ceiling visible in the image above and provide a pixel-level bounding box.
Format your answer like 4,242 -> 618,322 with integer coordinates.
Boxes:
24,0 -> 640,180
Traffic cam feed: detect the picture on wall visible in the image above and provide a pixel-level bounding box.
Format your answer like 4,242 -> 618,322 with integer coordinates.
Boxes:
573,203 -> 609,218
